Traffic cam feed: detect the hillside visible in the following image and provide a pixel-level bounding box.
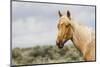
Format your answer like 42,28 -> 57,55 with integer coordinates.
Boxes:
12,44 -> 84,65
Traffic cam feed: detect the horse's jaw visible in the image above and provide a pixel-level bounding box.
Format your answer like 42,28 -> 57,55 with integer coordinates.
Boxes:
56,39 -> 70,49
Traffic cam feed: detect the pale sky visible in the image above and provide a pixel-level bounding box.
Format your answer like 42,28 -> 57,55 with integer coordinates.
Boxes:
12,1 -> 95,48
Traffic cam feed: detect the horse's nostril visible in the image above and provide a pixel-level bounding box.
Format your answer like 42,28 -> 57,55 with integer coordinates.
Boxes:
56,41 -> 59,45
56,42 -> 61,46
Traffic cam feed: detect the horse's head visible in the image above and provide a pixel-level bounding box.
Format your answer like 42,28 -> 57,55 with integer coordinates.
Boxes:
56,10 -> 73,49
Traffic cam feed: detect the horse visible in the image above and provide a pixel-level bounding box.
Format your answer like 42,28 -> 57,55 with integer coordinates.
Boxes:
56,10 -> 95,61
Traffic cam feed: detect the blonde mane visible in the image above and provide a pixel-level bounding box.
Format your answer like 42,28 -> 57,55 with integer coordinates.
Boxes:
70,20 -> 95,61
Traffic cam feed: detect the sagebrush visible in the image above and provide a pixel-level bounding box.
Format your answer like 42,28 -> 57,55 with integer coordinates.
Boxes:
12,45 -> 84,65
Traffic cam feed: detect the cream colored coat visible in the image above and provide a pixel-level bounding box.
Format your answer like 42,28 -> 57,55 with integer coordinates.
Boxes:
71,21 -> 95,61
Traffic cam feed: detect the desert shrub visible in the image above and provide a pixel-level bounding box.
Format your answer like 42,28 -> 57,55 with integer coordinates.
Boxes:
12,45 -> 84,65
12,48 -> 22,60
28,46 -> 45,57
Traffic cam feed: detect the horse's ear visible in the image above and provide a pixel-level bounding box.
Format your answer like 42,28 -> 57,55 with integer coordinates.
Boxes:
67,10 -> 71,20
58,10 -> 62,17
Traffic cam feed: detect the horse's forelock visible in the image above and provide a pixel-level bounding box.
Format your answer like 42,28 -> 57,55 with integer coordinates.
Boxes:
59,15 -> 71,25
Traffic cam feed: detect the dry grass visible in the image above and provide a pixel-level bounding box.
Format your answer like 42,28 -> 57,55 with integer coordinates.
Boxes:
12,44 -> 84,65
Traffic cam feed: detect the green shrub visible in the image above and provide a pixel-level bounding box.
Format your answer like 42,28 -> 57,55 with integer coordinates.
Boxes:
12,48 -> 22,60
12,45 -> 84,65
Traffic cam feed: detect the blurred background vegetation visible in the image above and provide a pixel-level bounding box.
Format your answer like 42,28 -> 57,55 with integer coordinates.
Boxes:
12,44 -> 84,65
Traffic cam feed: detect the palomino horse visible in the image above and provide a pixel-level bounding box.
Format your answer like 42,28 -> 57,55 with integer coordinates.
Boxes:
56,10 -> 95,61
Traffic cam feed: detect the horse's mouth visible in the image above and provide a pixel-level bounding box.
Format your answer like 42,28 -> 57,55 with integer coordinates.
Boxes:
56,42 -> 65,49
56,40 -> 68,49
58,45 -> 64,49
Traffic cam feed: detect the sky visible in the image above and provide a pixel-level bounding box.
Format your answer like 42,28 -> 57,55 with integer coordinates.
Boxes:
12,1 -> 96,48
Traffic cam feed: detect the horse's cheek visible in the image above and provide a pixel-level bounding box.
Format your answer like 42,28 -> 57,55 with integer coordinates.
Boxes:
68,27 -> 72,38
65,28 -> 70,37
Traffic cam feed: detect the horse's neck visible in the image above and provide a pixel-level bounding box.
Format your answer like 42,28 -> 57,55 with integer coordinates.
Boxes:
71,22 -> 92,55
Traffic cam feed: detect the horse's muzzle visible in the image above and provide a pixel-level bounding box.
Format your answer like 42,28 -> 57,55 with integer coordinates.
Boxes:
56,41 -> 64,49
